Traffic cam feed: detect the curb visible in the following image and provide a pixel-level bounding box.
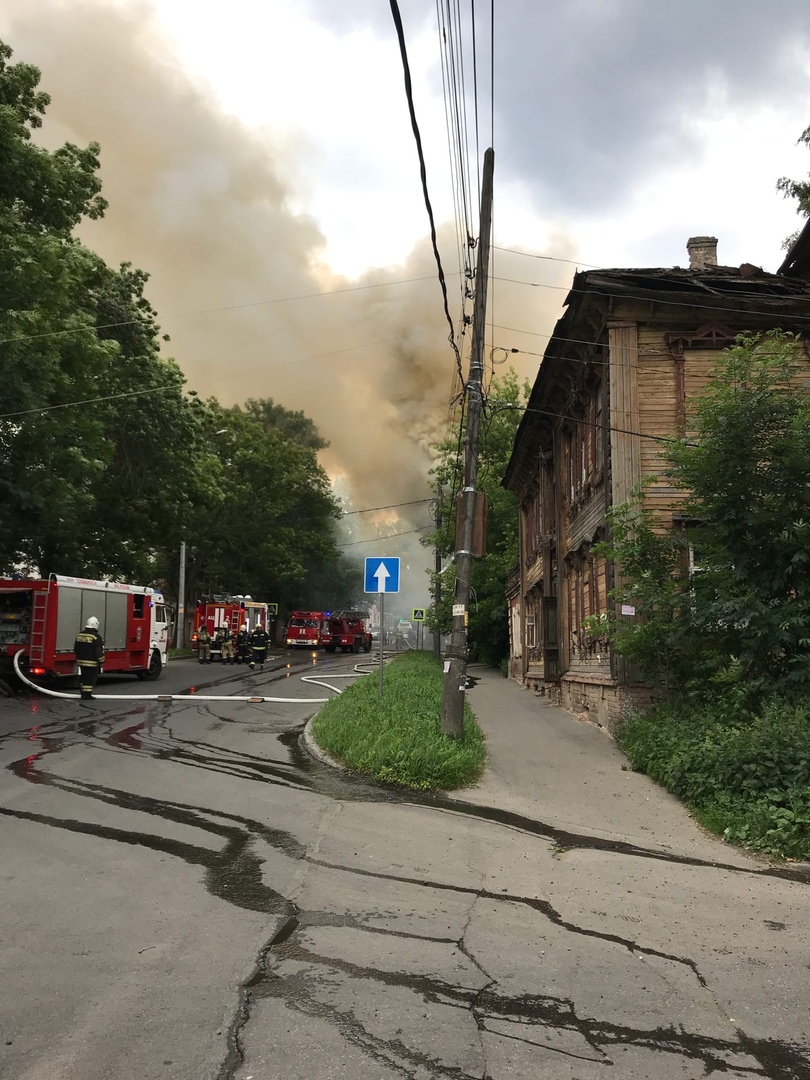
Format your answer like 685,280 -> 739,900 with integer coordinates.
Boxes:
301,716 -> 348,773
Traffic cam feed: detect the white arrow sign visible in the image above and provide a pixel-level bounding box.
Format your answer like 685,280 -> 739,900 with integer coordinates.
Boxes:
373,562 -> 390,590
364,556 -> 400,594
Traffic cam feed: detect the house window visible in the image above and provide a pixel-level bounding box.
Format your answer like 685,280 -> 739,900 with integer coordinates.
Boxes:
525,613 -> 536,649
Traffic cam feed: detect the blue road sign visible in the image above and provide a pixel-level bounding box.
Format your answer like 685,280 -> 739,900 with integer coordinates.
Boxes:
364,557 -> 400,594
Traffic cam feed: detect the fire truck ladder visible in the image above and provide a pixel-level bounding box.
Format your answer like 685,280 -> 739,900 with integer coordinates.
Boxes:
230,609 -> 241,633
29,590 -> 49,664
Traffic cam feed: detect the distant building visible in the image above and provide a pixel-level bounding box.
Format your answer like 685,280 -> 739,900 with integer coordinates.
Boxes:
502,236 -> 810,729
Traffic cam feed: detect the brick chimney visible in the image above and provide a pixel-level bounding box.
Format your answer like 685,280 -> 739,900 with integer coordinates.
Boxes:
687,236 -> 718,270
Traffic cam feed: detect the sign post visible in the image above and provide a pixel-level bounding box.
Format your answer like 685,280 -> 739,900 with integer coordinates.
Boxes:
412,607 -> 425,652
364,557 -> 401,695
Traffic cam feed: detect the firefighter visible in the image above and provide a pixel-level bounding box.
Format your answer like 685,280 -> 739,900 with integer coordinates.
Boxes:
236,623 -> 250,664
74,616 -> 104,700
197,623 -> 212,664
218,625 -> 235,664
249,623 -> 269,669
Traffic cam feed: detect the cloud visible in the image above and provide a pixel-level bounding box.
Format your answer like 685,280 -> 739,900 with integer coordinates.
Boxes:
489,0 -> 810,213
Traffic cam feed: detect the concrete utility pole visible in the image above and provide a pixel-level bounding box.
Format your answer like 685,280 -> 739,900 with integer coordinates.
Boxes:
441,147 -> 494,739
177,540 -> 186,649
433,487 -> 443,661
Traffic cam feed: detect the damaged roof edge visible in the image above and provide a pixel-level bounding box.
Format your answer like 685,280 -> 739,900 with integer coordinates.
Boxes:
777,216 -> 810,279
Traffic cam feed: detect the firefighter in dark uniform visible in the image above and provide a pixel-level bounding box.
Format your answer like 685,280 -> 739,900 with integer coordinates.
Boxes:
249,623 -> 269,669
236,623 -> 250,664
197,624 -> 212,664
74,616 -> 104,700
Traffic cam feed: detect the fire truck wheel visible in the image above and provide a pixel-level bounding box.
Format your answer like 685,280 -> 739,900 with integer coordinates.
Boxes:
325,645 -> 336,653
363,639 -> 372,653
137,649 -> 163,681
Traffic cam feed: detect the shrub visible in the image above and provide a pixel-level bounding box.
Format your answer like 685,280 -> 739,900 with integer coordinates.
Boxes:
618,692 -> 810,858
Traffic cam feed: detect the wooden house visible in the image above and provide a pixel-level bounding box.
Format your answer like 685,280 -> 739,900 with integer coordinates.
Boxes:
502,237 -> 810,729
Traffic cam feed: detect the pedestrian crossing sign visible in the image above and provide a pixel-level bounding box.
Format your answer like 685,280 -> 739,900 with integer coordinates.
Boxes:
267,603 -> 279,615
412,608 -> 425,622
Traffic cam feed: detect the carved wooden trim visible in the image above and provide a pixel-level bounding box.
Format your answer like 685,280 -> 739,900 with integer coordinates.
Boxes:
664,322 -> 736,355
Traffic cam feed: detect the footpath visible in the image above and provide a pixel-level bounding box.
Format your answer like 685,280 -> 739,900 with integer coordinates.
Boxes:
239,662 -> 810,1079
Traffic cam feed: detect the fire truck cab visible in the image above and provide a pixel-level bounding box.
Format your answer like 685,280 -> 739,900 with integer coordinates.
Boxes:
322,610 -> 373,654
0,575 -> 170,682
285,611 -> 325,648
192,595 -> 269,661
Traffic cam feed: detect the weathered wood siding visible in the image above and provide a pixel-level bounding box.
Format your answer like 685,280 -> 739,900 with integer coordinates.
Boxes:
608,324 -> 640,508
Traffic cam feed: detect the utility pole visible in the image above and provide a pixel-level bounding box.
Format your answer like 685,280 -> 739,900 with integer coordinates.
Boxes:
433,487 -> 443,661
441,147 -> 494,738
177,540 -> 186,649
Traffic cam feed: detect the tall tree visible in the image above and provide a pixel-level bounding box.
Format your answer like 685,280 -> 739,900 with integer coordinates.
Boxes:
0,40 -> 209,580
182,398 -> 345,611
0,40 -> 112,572
777,124 -> 810,246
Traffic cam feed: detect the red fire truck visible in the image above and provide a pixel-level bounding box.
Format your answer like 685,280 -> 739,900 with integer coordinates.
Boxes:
192,595 -> 269,661
322,610 -> 373,653
0,574 -> 170,682
285,611 -> 326,649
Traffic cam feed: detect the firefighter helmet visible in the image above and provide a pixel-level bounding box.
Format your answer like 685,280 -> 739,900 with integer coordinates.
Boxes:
241,623 -> 248,631
85,616 -> 100,630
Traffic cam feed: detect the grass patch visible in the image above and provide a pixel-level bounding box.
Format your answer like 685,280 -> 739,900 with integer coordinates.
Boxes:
310,652 -> 486,791
618,694 -> 810,859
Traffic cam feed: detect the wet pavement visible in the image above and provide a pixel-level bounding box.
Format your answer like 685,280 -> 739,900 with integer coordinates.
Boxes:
1,657 -> 809,1079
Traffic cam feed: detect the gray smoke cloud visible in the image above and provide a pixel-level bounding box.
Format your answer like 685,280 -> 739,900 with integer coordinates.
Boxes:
0,0 -> 571,611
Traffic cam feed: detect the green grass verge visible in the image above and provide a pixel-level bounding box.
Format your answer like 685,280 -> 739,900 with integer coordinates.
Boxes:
310,652 -> 486,791
618,695 -> 810,859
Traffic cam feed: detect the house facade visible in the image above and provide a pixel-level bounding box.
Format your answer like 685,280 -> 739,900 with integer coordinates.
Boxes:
502,237 -> 810,730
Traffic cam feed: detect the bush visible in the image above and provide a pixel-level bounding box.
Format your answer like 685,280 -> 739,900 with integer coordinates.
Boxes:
618,692 -> 810,858
310,652 -> 486,791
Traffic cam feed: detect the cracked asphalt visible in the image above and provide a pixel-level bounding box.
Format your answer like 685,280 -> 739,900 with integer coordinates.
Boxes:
1,655 -> 809,1079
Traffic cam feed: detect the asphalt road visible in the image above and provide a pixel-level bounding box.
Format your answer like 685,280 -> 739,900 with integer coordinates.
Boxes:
1,655 -> 809,1079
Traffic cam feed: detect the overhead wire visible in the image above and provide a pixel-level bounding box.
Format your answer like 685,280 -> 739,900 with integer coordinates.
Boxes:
336,526 -> 433,548
0,273 -> 450,348
388,0 -> 465,390
435,0 -> 478,416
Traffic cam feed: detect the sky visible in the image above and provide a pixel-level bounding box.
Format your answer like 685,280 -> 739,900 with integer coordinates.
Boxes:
2,0 -> 810,606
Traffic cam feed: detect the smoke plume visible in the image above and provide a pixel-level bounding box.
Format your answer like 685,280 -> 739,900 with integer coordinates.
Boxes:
0,0 -> 572,604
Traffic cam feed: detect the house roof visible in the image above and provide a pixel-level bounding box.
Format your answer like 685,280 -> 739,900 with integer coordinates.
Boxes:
502,261 -> 810,494
777,217 -> 810,280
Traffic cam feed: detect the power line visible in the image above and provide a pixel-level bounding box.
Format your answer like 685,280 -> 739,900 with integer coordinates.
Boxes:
493,245 -> 602,269
0,382 -> 185,420
0,326 -> 445,420
492,275 -> 810,323
342,499 -> 432,516
0,273 -> 448,347
336,525 -> 432,548
389,0 -> 466,389
490,400 -> 700,448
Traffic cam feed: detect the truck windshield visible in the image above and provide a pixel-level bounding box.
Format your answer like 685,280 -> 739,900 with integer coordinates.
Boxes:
291,618 -> 319,628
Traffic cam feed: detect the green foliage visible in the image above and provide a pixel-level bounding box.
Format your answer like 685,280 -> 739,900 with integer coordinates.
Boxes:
604,332 -> 810,858
600,331 -> 810,699
777,124 -> 810,247
594,487 -> 695,691
311,652 -> 486,790
177,396 -> 346,611
423,370 -> 527,668
618,696 -> 810,858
